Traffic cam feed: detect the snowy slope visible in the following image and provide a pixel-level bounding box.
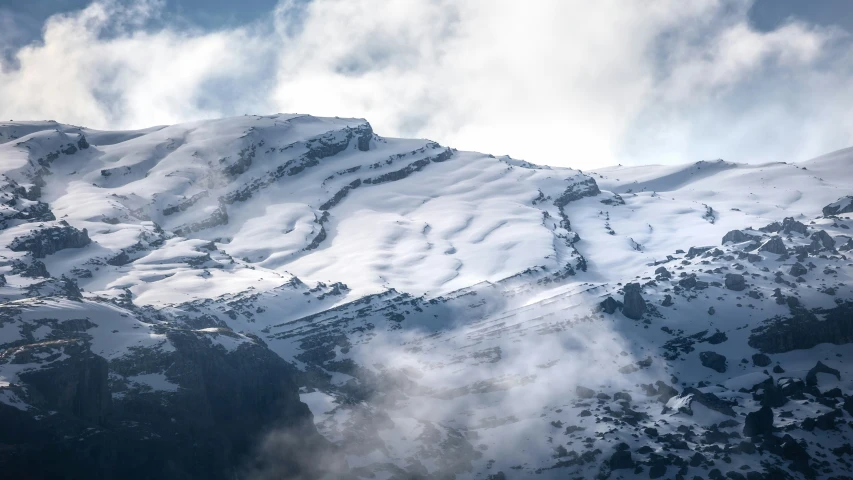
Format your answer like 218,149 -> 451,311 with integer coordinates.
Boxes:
1,115 -> 852,480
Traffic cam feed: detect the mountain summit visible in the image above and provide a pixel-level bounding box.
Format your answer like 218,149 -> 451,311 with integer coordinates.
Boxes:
1,114 -> 852,479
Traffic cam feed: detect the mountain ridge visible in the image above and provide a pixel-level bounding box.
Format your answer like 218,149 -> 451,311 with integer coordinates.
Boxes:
1,114 -> 852,479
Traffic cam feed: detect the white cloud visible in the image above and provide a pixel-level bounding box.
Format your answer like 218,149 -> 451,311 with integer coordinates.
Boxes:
1,0 -> 851,167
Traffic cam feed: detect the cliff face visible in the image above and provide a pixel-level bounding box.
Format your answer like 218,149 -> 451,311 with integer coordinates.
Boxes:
0,302 -> 334,480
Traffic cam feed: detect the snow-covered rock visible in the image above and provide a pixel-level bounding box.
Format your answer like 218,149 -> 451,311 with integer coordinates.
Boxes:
1,114 -> 852,479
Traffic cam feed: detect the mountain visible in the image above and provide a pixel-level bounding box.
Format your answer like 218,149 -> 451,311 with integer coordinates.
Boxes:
0,114 -> 851,480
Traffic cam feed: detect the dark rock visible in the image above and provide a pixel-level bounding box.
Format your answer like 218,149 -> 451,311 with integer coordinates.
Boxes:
822,195 -> 853,216
622,283 -> 645,320
810,229 -> 835,251
610,450 -> 634,470
815,409 -> 843,430
649,463 -> 667,479
687,246 -> 713,258
780,217 -> 808,235
724,273 -> 746,291
661,294 -> 673,307
1,325 -> 337,480
655,266 -> 672,279
670,388 -> 736,417
752,353 -> 771,367
722,230 -> 756,244
8,225 -> 91,258
805,361 -> 840,387
655,381 -> 678,403
758,236 -> 786,255
679,275 -> 698,289
705,332 -> 727,344
777,377 -> 804,397
598,296 -> 621,314
788,262 -> 807,277
699,351 -> 727,373
614,392 -> 632,402
743,406 -> 773,437
747,300 -> 853,354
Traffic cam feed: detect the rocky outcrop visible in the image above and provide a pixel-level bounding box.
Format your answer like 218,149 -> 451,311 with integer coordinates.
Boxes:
748,301 -> 853,353
758,236 -> 786,255
622,283 -> 645,320
598,296 -> 621,314
743,406 -> 773,437
789,262 -> 807,277
810,230 -> 835,251
667,388 -> 736,417
9,224 -> 90,258
722,230 -> 756,244
0,316 -> 334,480
822,196 -> 853,216
699,351 -> 727,373
752,353 -> 772,367
805,361 -> 840,387
724,273 -> 745,291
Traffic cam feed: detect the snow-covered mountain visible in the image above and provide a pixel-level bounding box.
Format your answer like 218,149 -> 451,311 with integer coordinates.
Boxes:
1,114 -> 852,480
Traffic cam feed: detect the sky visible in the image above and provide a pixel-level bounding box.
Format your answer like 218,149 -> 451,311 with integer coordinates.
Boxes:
1,0 -> 852,169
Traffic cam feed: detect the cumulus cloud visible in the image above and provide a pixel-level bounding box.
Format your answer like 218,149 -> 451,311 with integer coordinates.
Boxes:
1,0 -> 852,167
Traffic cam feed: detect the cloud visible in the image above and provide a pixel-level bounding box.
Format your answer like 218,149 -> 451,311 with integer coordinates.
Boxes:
1,0 -> 851,167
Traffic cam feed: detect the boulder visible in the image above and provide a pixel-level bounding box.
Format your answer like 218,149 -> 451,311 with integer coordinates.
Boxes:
743,405 -> 774,437
609,449 -> 634,470
788,262 -> 807,277
724,273 -> 745,291
699,351 -> 727,373
622,283 -> 645,320
751,353 -> 771,367
598,296 -> 621,314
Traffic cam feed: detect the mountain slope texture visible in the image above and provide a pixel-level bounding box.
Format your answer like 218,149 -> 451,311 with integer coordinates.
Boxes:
1,114 -> 852,480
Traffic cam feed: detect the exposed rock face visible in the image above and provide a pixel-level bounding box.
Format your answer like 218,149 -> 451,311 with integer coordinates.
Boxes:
748,301 -> 853,353
810,230 -> 836,251
722,230 -> 756,244
789,262 -> 808,277
668,388 -> 736,417
758,236 -> 787,255
0,326 -> 334,480
699,351 -> 727,373
806,361 -> 840,387
823,195 -> 853,216
609,447 -> 634,470
781,217 -> 808,235
8,224 -> 91,258
654,266 -> 671,279
724,273 -> 746,291
743,406 -> 774,437
622,283 -> 645,320
598,296 -> 621,314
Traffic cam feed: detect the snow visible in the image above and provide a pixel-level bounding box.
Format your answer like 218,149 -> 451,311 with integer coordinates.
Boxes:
2,114 -> 853,478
